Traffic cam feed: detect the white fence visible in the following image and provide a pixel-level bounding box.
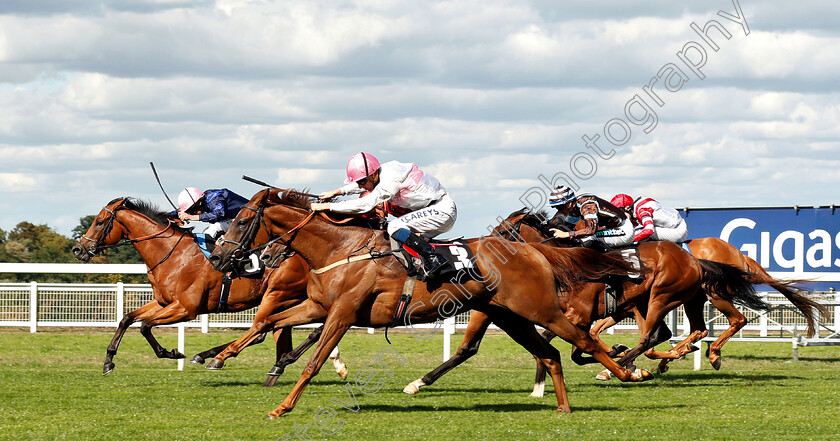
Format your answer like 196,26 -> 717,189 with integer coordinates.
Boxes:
1,263 -> 839,369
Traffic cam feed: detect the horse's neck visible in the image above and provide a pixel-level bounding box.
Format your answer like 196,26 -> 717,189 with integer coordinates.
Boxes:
122,211 -> 201,268
277,216 -> 385,269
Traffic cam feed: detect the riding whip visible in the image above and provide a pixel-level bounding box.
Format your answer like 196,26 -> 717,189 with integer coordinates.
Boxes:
242,175 -> 320,198
150,162 -> 179,211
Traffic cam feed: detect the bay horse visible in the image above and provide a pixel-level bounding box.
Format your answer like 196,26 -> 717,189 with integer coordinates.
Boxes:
71,197 -> 348,381
209,188 -> 654,417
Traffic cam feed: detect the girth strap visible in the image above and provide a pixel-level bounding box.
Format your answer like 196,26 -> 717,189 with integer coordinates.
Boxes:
216,272 -> 233,313
310,250 -> 395,274
390,276 -> 416,328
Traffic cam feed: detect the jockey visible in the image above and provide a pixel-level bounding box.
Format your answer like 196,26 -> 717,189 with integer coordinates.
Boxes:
610,194 -> 687,243
311,152 -> 457,280
169,187 -> 249,239
547,186 -> 635,249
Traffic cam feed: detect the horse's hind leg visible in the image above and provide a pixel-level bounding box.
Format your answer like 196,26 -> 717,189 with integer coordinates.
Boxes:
645,294 -> 707,373
103,300 -> 162,374
139,302 -> 192,359
483,307 -> 571,412
328,345 -> 348,380
263,326 -> 323,386
404,310 -> 492,395
705,295 -> 746,370
531,329 -> 557,398
191,333 -> 267,365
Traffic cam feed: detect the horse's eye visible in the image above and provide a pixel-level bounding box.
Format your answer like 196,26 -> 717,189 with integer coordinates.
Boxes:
237,219 -> 249,227
95,220 -> 104,226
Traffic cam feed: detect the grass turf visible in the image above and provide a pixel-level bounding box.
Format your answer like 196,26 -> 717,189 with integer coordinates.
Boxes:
1,327 -> 839,440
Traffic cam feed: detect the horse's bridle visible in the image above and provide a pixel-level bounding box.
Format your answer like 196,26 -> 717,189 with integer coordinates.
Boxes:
80,199 -> 179,269
217,204 -> 316,267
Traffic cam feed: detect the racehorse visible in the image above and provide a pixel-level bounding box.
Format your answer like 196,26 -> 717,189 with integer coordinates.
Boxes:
70,197 -> 348,381
403,209 -> 823,394
209,188 -> 655,417
501,210 -> 823,369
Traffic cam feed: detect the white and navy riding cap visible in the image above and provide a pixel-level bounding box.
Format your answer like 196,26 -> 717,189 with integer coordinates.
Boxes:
548,186 -> 576,207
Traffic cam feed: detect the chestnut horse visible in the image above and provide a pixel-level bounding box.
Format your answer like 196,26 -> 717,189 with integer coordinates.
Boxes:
499,210 -> 823,368
494,211 -> 820,389
402,209 -> 768,395
209,188 -> 654,417
71,197 -> 348,381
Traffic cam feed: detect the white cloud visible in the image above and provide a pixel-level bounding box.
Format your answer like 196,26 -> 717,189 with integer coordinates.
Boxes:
0,0 -> 838,237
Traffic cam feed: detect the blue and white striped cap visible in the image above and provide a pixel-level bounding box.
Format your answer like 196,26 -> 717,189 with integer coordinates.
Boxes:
548,186 -> 575,207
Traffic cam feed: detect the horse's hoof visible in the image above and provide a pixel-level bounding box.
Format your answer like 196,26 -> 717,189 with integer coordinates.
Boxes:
103,362 -> 115,375
205,359 -> 225,370
594,370 -> 612,381
710,356 -> 722,370
263,375 -> 279,388
190,354 -> 205,365
530,381 -> 545,398
657,362 -> 670,374
688,344 -> 700,353
336,364 -> 348,381
635,368 -> 654,381
403,379 -> 425,394
267,365 -> 285,377
556,405 -> 571,413
170,350 -> 186,359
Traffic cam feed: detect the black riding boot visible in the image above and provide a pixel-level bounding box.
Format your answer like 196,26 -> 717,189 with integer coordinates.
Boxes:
401,233 -> 447,281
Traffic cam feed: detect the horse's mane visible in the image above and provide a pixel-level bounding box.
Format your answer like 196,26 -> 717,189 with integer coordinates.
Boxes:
505,207 -> 562,235
113,197 -> 191,233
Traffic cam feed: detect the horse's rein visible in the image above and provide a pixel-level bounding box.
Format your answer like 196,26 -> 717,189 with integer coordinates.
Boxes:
82,203 -> 175,253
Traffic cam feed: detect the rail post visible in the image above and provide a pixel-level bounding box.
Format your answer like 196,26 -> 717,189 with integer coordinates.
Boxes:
116,282 -> 125,324
29,281 -> 37,333
177,323 -> 186,371
200,314 -> 209,333
443,316 -> 455,361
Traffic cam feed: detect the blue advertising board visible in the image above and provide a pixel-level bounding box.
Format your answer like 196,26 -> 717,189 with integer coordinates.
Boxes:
680,206 -> 840,291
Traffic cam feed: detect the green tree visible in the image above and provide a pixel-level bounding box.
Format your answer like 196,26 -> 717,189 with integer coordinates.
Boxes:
0,222 -> 76,282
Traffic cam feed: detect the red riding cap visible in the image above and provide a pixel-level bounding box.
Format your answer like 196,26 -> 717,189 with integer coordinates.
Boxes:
610,193 -> 634,208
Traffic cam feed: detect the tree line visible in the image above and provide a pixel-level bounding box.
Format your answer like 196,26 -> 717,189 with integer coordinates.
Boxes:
0,216 -> 147,284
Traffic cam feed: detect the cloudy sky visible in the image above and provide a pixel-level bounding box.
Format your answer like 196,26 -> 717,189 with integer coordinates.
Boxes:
1,0 -> 838,239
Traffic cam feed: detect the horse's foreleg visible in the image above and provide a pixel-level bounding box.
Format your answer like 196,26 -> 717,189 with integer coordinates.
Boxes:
404,310 -> 491,395
268,317 -> 352,419
103,300 -> 162,374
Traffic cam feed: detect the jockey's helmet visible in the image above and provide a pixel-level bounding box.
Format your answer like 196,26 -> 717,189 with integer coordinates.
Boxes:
177,187 -> 205,212
345,152 -> 381,184
548,186 -> 576,207
610,193 -> 634,208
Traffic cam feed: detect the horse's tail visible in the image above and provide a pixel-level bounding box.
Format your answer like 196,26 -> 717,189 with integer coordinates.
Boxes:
532,244 -> 641,292
698,258 -> 765,309
738,256 -> 827,337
